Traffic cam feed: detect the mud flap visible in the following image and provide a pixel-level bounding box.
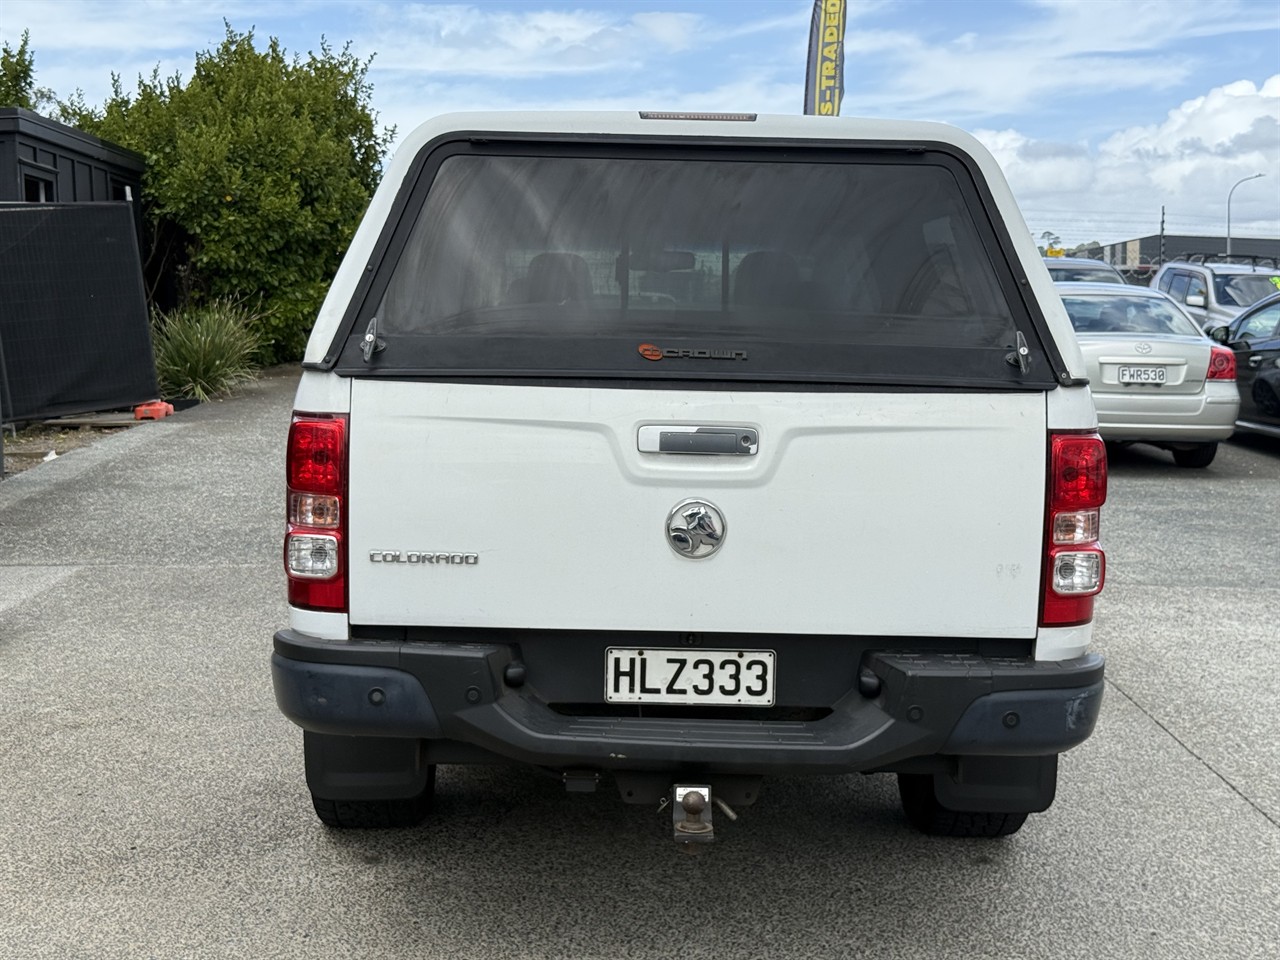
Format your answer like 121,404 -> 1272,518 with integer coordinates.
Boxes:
933,755 -> 1058,813
304,731 -> 431,801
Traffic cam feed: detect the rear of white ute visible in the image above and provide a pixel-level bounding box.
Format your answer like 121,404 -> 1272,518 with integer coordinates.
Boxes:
273,111 -> 1106,840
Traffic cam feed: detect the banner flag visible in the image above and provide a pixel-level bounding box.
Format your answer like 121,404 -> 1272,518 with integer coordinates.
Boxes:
803,0 -> 847,116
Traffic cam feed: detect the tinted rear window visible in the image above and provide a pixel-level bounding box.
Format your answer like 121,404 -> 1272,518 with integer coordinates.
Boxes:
338,148 -> 1053,387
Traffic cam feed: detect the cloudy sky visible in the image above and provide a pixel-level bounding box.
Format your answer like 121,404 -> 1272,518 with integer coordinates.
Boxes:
3,0 -> 1278,248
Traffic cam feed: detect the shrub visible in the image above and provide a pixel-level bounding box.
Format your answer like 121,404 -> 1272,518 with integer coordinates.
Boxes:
63,24 -> 393,363
152,299 -> 262,402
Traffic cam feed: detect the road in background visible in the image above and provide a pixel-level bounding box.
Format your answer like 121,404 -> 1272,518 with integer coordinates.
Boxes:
1,371 -> 1277,959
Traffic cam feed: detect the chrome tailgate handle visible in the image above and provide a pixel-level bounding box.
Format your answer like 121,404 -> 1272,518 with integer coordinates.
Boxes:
637,425 -> 758,455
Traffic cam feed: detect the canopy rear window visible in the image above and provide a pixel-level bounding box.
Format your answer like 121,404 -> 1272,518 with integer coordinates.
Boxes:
334,144 -> 1055,387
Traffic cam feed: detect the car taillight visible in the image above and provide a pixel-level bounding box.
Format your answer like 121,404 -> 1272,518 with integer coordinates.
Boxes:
285,414 -> 347,612
1206,347 -> 1236,381
1041,433 -> 1106,627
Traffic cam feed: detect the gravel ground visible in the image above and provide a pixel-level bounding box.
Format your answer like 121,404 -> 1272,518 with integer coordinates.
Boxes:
2,422 -> 130,476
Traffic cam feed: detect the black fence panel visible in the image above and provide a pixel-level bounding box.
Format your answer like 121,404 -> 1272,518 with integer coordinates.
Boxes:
0,202 -> 156,422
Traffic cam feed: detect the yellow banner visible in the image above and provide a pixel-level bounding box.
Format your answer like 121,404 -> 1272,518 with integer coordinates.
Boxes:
804,0 -> 847,116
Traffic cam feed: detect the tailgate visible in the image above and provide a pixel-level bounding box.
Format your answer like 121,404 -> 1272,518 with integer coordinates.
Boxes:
347,381 -> 1047,639
1079,336 -> 1213,395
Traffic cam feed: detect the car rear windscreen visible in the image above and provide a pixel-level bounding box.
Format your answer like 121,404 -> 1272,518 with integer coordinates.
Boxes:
1047,266 -> 1124,284
337,148 -> 1052,387
1061,295 -> 1203,336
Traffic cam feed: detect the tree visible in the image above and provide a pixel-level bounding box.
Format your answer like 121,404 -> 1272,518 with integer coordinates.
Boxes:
67,24 -> 393,362
0,30 -> 56,111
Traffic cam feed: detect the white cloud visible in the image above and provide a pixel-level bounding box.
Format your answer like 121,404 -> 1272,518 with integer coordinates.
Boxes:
1101,78 -> 1278,155
836,0 -> 1267,121
357,3 -> 812,136
723,6 -> 814,40
975,75 -> 1280,246
0,0 -> 261,53
361,4 -> 695,77
356,2 -> 858,80
630,12 -> 701,52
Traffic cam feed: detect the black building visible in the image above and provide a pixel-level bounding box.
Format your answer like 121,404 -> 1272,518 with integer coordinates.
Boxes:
1102,233 -> 1280,268
0,107 -> 143,213
0,109 -> 155,446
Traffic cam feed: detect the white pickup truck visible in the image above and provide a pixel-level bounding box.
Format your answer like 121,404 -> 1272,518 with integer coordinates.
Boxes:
272,111 -> 1107,840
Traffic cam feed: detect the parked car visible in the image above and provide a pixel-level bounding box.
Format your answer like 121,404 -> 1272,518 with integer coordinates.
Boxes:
272,111 -> 1109,841
1151,257 -> 1280,334
1044,257 -> 1126,284
1057,282 -> 1239,467
1212,291 -> 1280,438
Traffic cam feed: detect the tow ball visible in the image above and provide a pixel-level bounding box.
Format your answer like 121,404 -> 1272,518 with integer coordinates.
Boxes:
671,785 -> 738,847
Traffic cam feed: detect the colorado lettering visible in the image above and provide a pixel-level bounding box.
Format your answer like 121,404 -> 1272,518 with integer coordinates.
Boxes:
369,551 -> 479,565
662,348 -> 748,360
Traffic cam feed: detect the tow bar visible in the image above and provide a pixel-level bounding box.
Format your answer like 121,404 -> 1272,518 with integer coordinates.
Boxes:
671,784 -> 739,848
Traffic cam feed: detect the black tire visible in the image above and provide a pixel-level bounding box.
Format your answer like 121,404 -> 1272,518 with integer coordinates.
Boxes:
1252,380 -> 1280,418
311,765 -> 436,829
1171,443 -> 1217,468
897,773 -> 1028,838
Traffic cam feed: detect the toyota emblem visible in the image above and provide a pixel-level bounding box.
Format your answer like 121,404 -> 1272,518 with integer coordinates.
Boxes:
1135,342 -> 1153,354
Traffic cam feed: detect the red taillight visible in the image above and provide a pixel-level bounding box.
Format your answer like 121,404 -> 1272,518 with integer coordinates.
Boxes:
287,419 -> 345,494
1050,434 -> 1106,510
285,414 -> 347,612
1041,433 -> 1106,627
1207,347 -> 1236,381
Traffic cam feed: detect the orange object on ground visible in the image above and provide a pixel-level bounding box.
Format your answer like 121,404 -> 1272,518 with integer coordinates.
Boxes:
134,401 -> 175,420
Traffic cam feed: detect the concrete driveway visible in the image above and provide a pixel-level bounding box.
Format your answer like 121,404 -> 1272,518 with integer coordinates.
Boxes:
1,370 -> 1277,959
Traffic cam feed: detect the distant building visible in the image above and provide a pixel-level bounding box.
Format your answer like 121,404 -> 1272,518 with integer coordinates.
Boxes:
0,107 -> 143,228
1102,234 -> 1280,268
0,109 -> 153,427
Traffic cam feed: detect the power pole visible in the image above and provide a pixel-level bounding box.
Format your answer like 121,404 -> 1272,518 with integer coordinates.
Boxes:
1159,206 -> 1166,265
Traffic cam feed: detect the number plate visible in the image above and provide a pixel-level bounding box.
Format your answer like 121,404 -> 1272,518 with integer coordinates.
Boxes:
605,648 -> 776,706
1118,365 -> 1166,384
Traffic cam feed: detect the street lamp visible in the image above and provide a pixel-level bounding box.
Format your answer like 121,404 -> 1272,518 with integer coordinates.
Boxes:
1226,173 -> 1265,256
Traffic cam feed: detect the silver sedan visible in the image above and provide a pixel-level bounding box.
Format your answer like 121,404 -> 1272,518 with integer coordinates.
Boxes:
1056,282 -> 1240,468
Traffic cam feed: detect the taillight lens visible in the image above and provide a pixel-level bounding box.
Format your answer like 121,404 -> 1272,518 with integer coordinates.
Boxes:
1052,510 -> 1099,545
287,534 -> 340,578
1050,434 -> 1106,510
287,419 -> 345,493
289,493 -> 340,527
285,414 -> 347,612
1207,347 -> 1236,381
1041,433 -> 1106,627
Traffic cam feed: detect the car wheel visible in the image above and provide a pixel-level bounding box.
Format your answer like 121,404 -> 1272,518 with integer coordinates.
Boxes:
1254,381 -> 1280,418
1171,443 -> 1217,469
897,773 -> 1028,838
311,766 -> 436,829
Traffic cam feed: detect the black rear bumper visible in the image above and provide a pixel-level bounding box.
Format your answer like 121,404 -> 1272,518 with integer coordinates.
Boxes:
272,630 -> 1104,775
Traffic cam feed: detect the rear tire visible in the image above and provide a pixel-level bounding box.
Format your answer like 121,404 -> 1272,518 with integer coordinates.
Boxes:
1171,443 -> 1217,468
311,766 -> 436,829
897,773 -> 1028,838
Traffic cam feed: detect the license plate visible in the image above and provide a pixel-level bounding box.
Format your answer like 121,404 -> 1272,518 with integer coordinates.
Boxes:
1118,365 -> 1166,384
605,648 -> 776,706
